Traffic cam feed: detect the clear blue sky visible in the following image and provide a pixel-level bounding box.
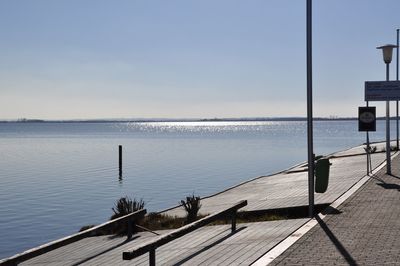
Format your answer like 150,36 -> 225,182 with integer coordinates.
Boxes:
0,0 -> 399,119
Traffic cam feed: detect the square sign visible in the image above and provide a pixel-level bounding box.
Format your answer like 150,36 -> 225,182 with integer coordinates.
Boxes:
358,106 -> 376,132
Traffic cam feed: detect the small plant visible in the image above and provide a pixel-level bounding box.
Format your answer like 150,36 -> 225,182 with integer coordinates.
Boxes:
364,145 -> 377,154
107,196 -> 145,235
111,196 -> 145,220
180,194 -> 202,224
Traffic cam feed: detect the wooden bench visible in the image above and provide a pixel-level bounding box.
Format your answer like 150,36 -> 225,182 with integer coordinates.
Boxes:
122,200 -> 247,265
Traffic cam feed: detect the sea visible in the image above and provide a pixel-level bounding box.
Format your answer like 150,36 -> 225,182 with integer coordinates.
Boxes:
0,120 -> 394,258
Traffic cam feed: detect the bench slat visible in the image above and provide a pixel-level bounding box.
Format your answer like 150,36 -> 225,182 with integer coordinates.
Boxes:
123,200 -> 247,260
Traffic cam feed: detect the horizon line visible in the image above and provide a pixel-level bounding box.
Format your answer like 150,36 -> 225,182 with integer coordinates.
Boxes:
0,116 -> 364,123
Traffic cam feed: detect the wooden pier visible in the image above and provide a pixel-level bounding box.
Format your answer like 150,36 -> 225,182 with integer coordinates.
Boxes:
19,220 -> 308,265
1,142 -> 391,265
162,143 -> 388,217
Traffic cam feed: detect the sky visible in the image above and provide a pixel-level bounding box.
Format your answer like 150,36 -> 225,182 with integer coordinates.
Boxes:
0,0 -> 399,120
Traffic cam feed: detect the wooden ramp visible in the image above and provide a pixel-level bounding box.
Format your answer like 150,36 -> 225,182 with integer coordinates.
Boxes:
162,142 -> 389,217
21,219 -> 308,265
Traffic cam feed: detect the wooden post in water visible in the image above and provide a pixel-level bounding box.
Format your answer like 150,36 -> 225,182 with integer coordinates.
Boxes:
119,145 -> 122,177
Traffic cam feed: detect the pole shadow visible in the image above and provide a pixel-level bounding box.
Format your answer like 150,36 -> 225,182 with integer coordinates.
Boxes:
369,173 -> 386,183
370,174 -> 400,190
388,173 -> 400,180
315,215 -> 358,266
377,183 -> 400,190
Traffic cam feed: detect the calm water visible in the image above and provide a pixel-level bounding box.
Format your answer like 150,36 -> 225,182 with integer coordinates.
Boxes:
0,120 -> 392,258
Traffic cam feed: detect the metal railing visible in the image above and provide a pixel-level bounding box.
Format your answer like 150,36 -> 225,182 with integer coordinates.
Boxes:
0,209 -> 146,266
122,200 -> 247,265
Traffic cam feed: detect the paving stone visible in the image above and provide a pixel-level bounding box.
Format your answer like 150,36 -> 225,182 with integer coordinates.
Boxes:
270,154 -> 400,266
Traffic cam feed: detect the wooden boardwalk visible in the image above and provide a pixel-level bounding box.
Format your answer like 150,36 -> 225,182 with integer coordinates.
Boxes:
7,142 -> 390,265
163,143 -> 389,217
20,219 -> 308,265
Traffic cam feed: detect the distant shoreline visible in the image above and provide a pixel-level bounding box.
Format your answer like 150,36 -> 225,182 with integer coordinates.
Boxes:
0,117 -> 395,123
0,116 -> 395,123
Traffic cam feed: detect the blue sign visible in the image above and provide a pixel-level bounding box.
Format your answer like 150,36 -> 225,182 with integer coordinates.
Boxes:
365,81 -> 400,101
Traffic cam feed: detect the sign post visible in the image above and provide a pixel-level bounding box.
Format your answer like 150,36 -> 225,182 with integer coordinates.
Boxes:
358,107 -> 376,131
359,106 -> 376,175
365,79 -> 400,174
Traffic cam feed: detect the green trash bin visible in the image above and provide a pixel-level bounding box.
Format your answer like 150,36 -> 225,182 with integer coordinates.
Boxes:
315,158 -> 331,193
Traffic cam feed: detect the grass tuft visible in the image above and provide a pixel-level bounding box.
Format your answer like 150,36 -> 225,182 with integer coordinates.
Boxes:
111,196 -> 145,220
180,194 -> 202,224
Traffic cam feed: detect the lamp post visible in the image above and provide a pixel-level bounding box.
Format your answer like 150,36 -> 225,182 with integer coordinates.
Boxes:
366,100 -> 370,175
377,44 -> 397,175
397,29 -> 399,82
397,29 -> 399,150
306,0 -> 314,218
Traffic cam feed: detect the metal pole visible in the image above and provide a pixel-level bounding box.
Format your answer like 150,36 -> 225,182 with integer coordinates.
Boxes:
386,63 -> 391,174
366,101 -> 370,175
397,101 -> 399,150
366,133 -> 370,175
119,145 -> 123,178
397,29 -> 399,81
397,29 -> 399,150
306,0 -> 314,218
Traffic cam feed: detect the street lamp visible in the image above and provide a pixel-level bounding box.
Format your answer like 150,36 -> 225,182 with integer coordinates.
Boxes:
377,44 -> 397,64
377,44 -> 397,175
306,0 -> 314,218
397,30 -> 399,150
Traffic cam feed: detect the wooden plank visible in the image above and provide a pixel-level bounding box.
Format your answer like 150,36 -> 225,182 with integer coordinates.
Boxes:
24,219 -> 309,265
156,225 -> 232,265
164,226 -> 228,250
2,209 -> 146,265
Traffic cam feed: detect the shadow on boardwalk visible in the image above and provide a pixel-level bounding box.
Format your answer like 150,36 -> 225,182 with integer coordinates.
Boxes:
315,215 -> 357,266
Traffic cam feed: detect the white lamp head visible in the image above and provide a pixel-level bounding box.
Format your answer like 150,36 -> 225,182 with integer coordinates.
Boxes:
377,44 -> 398,64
